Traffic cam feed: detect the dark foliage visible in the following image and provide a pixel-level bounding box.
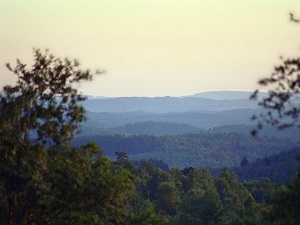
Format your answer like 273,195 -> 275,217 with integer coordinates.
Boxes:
134,159 -> 170,171
251,14 -> 300,135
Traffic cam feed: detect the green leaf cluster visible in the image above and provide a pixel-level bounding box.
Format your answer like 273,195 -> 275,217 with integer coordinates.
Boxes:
0,50 -> 165,225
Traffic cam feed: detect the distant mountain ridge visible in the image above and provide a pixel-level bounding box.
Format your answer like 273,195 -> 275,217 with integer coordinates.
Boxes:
189,91 -> 267,100
82,95 -> 259,113
76,91 -> 269,134
83,108 -> 258,129
83,91 -> 266,100
0,90 -> 264,113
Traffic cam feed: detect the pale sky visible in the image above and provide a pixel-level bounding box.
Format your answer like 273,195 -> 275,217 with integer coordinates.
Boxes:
1,0 -> 300,97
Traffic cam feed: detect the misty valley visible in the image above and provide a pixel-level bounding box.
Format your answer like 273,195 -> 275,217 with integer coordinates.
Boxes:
77,91 -> 300,170
1,49 -> 299,224
3,1 -> 300,223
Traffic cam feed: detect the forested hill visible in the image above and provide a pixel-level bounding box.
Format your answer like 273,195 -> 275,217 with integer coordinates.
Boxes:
80,118 -> 300,139
207,148 -> 300,184
82,108 -> 258,131
106,121 -> 202,136
72,132 -> 298,168
234,148 -> 300,184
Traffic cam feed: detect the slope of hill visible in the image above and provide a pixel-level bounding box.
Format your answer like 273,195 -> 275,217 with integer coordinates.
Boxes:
81,96 -> 258,113
209,148 -> 300,184
234,148 -> 300,184
111,121 -> 202,135
82,108 -> 258,130
72,132 -> 299,169
210,124 -> 300,140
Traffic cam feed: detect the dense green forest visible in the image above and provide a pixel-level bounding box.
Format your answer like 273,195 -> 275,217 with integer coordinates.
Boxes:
72,132 -> 299,168
131,147 -> 300,185
116,156 -> 300,225
210,148 -> 300,184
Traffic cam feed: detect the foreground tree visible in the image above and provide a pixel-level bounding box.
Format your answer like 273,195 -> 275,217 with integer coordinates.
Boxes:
0,49 -> 135,225
265,173 -> 300,225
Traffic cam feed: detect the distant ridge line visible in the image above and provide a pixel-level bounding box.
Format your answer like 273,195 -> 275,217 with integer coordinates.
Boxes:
84,91 -> 267,101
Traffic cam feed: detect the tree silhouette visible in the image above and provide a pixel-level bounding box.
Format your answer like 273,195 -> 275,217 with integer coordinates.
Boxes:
251,14 -> 300,135
0,49 -> 134,225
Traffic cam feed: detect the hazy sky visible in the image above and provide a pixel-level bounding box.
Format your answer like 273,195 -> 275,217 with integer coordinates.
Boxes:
1,0 -> 300,97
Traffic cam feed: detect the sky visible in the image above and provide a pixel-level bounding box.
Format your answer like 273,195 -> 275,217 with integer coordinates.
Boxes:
1,0 -> 300,97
